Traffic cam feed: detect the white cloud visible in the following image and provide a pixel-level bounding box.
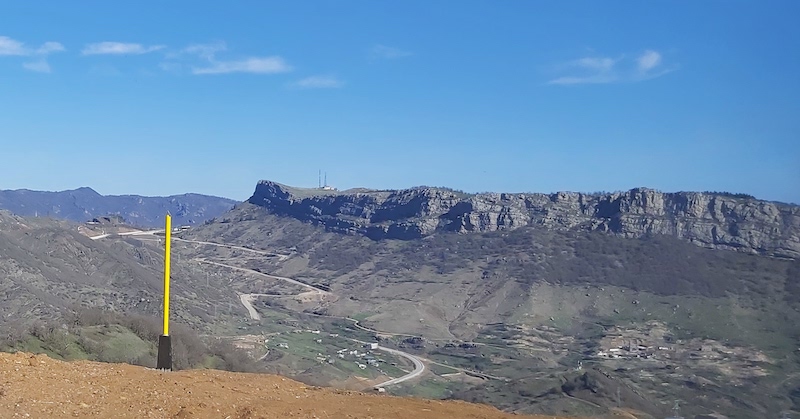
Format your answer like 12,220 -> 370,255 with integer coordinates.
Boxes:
192,56 -> 292,75
1,36 -> 64,73
82,42 -> 165,55
548,55 -> 618,85
22,60 -> 51,73
549,49 -> 673,85
637,50 -> 662,72
372,44 -> 412,59
0,36 -> 27,55
36,42 -> 65,55
548,74 -> 617,85
574,57 -> 616,71
1,36 -> 64,56
293,75 -> 344,89
183,42 -> 226,60
165,42 -> 291,76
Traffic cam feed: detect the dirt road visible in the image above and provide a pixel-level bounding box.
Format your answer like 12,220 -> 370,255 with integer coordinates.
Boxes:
0,352 -> 579,419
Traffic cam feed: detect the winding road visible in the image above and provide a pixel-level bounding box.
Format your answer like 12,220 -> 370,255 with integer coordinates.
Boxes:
89,229 -> 495,389
239,293 -> 285,321
373,345 -> 426,388
195,258 -> 330,295
173,237 -> 289,260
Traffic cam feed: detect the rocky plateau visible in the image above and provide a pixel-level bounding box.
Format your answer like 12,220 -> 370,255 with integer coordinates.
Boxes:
248,180 -> 800,258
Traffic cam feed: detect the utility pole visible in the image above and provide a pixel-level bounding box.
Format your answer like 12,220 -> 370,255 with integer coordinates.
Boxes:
667,400 -> 684,419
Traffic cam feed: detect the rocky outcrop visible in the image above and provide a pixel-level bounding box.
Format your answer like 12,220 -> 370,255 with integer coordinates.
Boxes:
248,181 -> 800,258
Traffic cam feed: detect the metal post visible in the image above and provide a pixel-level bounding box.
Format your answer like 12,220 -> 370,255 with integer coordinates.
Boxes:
157,214 -> 172,370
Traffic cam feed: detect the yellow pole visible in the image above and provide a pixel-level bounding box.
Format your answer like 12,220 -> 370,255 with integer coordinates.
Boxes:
163,214 -> 171,336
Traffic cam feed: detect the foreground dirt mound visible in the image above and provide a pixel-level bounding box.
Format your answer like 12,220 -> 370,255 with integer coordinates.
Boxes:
0,352 -> 576,418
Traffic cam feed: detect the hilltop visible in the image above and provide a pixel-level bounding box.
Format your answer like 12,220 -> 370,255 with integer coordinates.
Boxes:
0,351 -> 582,419
0,187 -> 236,227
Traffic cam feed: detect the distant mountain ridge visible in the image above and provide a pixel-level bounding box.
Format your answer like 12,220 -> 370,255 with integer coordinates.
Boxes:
248,180 -> 800,258
0,187 -> 236,227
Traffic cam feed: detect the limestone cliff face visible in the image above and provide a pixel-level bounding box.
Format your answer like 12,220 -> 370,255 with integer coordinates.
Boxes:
248,181 -> 800,258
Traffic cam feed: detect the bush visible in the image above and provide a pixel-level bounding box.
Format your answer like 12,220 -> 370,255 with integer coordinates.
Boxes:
39,308 -> 259,372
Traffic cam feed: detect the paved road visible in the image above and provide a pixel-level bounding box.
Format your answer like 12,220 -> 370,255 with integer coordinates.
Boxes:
373,345 -> 426,388
239,293 -> 282,321
418,357 -> 508,381
290,312 -> 508,382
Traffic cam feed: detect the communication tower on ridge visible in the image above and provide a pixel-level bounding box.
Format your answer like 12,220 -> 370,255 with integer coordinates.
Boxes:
318,170 -> 337,191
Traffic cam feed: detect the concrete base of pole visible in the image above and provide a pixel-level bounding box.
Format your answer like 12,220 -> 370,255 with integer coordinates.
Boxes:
157,335 -> 172,370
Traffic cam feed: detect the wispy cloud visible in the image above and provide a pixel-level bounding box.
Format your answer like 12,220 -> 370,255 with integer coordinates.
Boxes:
36,42 -> 65,55
182,42 -> 226,60
1,36 -> 65,73
292,75 -> 344,89
637,50 -> 661,72
549,74 -> 617,85
372,44 -> 412,59
0,36 -> 65,57
82,42 -> 164,56
0,36 -> 27,55
22,60 -> 52,73
548,49 -> 674,85
574,57 -> 616,71
163,41 -> 292,76
192,57 -> 292,75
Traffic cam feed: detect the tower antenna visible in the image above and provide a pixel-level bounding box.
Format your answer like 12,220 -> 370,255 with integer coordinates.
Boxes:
318,170 -> 321,188
324,172 -> 328,188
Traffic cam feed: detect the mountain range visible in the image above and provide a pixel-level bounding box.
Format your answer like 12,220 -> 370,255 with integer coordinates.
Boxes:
0,180 -> 797,419
0,187 -> 236,227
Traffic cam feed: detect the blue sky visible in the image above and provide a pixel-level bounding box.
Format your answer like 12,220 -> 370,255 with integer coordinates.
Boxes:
0,1 -> 798,203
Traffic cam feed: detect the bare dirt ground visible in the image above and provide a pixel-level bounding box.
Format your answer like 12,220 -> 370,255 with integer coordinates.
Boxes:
0,352 -> 579,419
